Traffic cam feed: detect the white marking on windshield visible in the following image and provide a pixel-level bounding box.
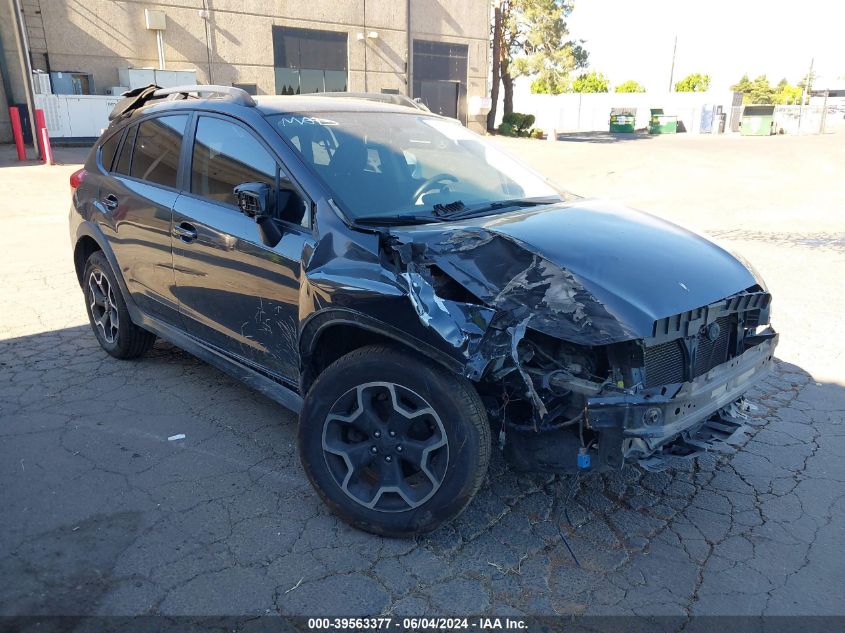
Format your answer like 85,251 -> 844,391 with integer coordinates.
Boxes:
277,116 -> 338,127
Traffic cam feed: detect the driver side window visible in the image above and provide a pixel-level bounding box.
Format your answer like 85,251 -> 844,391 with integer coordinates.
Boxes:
190,116 -> 309,227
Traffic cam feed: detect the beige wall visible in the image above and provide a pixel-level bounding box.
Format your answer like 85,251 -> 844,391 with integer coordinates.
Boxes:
0,0 -> 490,141
0,0 -> 29,144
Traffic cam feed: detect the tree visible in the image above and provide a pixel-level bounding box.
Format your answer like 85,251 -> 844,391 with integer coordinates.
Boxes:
773,79 -> 802,105
530,77 -> 556,94
487,3 -> 504,131
674,73 -> 710,92
488,0 -> 588,129
731,74 -> 801,105
731,74 -> 752,94
732,74 -> 775,104
615,79 -> 646,93
570,71 -> 609,93
512,0 -> 587,96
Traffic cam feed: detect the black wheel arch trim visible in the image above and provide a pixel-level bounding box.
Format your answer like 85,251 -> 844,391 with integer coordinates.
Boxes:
74,222 -> 137,316
299,308 -> 466,391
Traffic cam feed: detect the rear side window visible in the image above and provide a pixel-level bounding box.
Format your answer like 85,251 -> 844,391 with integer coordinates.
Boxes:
114,125 -> 136,176
99,131 -> 122,172
190,116 -> 276,206
129,115 -> 189,188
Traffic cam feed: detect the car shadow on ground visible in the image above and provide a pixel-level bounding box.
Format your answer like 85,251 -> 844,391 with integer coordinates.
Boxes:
552,131 -> 659,144
2,323 -> 843,617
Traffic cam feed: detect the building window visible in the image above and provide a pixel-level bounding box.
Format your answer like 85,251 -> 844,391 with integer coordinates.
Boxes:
273,26 -> 348,95
232,83 -> 258,96
412,40 -> 468,122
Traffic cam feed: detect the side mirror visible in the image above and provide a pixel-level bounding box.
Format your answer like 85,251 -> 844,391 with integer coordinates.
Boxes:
233,182 -> 283,248
234,182 -> 273,219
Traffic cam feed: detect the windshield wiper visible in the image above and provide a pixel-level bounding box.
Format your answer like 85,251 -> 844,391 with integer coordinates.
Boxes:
353,197 -> 560,227
442,197 -> 560,220
432,200 -> 466,216
353,214 -> 446,226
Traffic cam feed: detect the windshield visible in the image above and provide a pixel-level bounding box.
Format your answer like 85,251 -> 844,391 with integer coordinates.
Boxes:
268,112 -> 567,221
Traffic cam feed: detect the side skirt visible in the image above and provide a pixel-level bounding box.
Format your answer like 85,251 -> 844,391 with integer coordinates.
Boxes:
139,314 -> 304,414
74,225 -> 303,413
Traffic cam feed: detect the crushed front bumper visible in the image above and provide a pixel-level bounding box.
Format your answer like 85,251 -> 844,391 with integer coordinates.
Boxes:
586,331 -> 778,469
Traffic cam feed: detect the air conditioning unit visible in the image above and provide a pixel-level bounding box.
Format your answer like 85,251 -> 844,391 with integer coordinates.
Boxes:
105,86 -> 129,96
32,71 -> 52,94
118,67 -> 156,90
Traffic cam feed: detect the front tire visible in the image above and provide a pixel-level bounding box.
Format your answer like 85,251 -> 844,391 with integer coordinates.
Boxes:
299,345 -> 491,537
82,250 -> 155,359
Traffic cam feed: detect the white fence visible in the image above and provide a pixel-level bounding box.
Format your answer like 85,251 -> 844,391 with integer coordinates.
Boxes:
773,105 -> 844,134
503,90 -> 743,134
724,105 -> 845,135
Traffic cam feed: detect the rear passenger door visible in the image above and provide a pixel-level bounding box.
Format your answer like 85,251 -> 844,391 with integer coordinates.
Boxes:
100,114 -> 189,326
171,114 -> 311,381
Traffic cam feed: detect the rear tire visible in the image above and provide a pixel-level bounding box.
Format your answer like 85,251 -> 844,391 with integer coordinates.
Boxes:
299,345 -> 491,537
83,250 -> 155,359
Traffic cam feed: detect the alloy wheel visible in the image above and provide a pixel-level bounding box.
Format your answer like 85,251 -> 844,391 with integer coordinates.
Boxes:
88,269 -> 119,344
322,381 -> 449,512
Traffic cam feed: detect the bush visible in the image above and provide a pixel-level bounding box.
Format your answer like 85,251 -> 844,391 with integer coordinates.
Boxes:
530,128 -> 544,139
497,122 -> 516,136
501,112 -> 536,137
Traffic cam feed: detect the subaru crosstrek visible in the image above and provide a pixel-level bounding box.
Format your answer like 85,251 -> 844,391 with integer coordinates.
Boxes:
70,85 -> 778,536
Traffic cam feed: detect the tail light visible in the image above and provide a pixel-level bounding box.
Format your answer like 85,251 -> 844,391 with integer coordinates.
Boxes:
70,168 -> 87,191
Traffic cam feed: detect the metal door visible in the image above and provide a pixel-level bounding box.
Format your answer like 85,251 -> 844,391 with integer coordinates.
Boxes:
419,80 -> 460,120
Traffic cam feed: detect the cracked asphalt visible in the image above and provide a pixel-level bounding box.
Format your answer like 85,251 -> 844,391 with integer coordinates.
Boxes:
1,134 -> 844,618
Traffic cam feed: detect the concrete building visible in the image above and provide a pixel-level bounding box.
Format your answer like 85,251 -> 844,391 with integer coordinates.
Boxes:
0,0 -> 491,143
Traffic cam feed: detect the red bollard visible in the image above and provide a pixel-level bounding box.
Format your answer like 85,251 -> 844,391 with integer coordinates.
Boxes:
8,106 -> 26,160
40,127 -> 54,165
35,109 -> 48,160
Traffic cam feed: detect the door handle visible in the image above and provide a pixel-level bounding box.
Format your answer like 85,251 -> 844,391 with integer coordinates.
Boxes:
102,194 -> 119,211
172,222 -> 198,242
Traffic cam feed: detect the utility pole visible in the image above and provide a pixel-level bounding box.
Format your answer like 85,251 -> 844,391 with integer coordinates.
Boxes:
800,57 -> 814,105
820,89 -> 829,134
9,0 -> 41,159
668,35 -> 677,92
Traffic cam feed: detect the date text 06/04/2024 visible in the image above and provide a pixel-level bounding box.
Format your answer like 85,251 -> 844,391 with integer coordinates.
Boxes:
306,617 -> 528,630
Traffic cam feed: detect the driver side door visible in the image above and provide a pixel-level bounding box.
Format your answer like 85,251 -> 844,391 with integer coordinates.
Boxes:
172,114 -> 311,381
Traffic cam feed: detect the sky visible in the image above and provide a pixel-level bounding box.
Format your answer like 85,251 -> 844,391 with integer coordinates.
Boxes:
566,0 -> 844,92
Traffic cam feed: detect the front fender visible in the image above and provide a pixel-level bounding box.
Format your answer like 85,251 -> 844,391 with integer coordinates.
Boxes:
299,308 -> 466,379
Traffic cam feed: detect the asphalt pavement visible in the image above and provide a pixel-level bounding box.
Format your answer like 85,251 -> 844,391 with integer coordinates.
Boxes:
1,135 -> 843,618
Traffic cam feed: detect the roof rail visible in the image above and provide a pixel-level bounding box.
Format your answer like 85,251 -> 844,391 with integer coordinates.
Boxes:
152,84 -> 256,107
315,91 -> 430,112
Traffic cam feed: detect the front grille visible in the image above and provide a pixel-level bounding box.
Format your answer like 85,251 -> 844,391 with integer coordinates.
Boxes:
693,315 -> 732,378
644,315 -> 733,388
644,339 -> 686,387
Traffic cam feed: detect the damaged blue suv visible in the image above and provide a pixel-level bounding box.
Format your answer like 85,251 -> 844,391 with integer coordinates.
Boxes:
70,85 -> 778,536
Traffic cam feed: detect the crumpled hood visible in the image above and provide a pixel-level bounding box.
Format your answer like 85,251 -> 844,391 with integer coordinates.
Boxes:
390,200 -> 760,345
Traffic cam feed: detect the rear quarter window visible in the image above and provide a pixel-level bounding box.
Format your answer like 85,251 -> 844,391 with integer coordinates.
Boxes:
98,130 -> 122,172
129,115 -> 189,188
114,125 -> 137,176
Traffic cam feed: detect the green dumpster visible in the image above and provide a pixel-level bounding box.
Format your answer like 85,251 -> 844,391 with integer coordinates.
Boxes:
609,108 -> 636,133
649,108 -> 677,134
740,105 -> 775,136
